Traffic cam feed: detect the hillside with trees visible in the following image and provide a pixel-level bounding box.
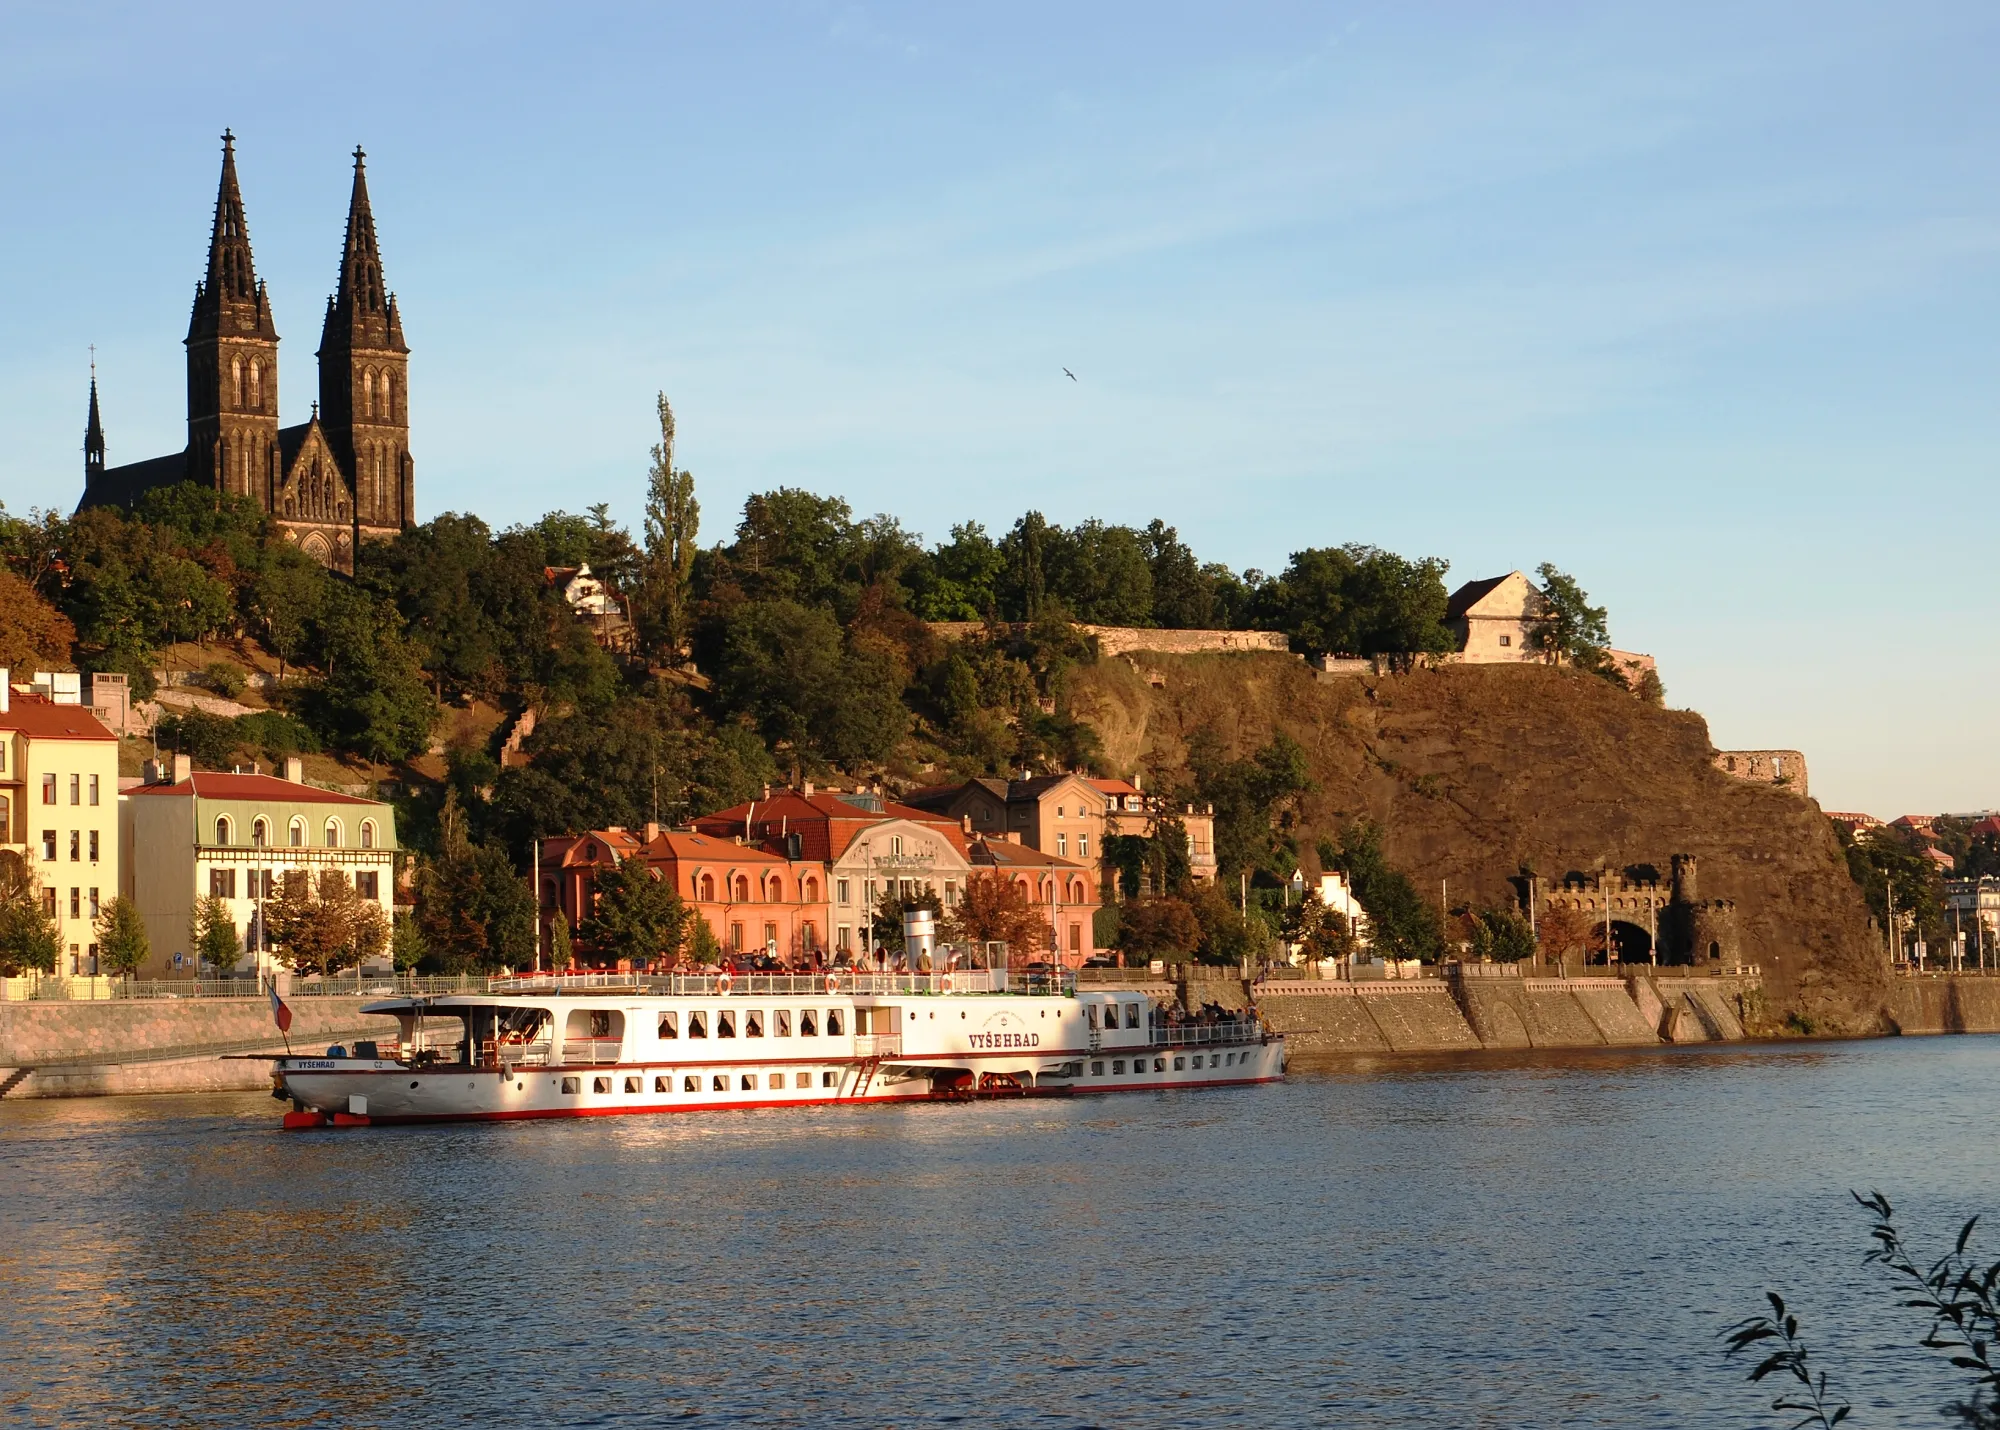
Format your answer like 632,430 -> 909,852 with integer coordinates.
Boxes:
8,393 -> 1893,993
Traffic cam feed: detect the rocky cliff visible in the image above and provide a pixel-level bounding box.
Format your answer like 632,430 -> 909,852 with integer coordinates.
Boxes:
1069,654 -> 1889,1034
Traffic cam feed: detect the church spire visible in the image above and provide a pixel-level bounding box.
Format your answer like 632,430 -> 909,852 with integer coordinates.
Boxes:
330,146 -> 387,325
206,130 -> 258,306
84,354 -> 105,485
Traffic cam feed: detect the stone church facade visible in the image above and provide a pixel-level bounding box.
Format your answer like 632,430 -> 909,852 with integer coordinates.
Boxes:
79,132 -> 414,570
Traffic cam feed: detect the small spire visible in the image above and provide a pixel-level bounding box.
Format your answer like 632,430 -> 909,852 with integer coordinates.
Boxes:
311,399 -> 320,420
84,353 -> 106,479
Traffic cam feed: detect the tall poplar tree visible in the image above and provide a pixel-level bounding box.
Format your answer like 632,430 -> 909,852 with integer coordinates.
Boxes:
642,393 -> 699,664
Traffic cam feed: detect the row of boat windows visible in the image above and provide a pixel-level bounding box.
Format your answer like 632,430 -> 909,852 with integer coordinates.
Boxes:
1096,1052 -> 1244,1075
1087,1003 -> 1144,1030
558,1071 -> 841,1095
657,1009 -> 842,1039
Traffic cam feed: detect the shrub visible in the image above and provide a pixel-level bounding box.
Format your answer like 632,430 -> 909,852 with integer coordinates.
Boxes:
200,661 -> 245,699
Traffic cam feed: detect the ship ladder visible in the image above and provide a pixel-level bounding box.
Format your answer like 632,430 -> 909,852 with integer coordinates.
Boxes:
851,1057 -> 881,1098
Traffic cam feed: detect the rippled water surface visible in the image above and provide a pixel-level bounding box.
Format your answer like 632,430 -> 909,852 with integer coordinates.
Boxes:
2,1037 -> 1997,1428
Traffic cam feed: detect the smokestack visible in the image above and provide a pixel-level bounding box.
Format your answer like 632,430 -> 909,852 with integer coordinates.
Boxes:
282,756 -> 303,784
172,753 -> 192,784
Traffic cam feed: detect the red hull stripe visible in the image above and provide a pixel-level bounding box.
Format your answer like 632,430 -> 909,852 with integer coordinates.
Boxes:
328,1077 -> 1282,1125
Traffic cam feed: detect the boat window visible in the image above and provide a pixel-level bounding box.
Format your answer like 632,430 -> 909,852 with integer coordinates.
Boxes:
625,1076 -> 642,1093
683,1075 -> 698,1092
1125,1004 -> 1141,1029
717,1011 -> 736,1038
741,1074 -> 758,1090
593,1077 -> 611,1094
826,1009 -> 843,1036
654,1076 -> 671,1093
1090,1061 -> 1104,1076
498,1008 -> 550,1043
688,1012 -> 707,1038
821,1070 -> 837,1087
658,1011 -> 678,1039
799,1010 -> 817,1037
745,1010 -> 764,1037
794,1071 -> 810,1088
1173,1057 -> 1185,1071
561,1076 -> 580,1094
1153,1058 -> 1165,1072
711,1074 -> 727,1091
1112,1060 -> 1125,1074
774,1010 -> 792,1037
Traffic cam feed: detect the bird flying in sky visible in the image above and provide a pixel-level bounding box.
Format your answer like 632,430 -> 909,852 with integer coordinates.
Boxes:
1063,368 -> 1076,381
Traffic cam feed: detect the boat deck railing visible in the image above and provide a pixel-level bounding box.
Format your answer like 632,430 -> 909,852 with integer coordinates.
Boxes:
1156,1022 -> 1265,1049
484,969 -> 1077,998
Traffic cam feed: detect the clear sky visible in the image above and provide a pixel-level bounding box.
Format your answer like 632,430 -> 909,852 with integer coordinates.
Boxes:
2,3 -> 1995,817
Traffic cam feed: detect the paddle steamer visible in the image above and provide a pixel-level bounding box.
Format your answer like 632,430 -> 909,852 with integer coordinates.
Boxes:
272,963 -> 1283,1127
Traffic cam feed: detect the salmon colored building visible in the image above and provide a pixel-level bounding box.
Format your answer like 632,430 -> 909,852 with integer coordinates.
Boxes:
539,824 -> 828,965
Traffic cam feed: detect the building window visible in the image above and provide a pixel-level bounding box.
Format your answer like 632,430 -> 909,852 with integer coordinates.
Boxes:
1080,834 -> 1090,859
69,831 -> 79,862
356,871 -> 380,900
41,774 -> 55,805
252,818 -> 268,848
836,925 -> 851,951
324,819 -> 342,848
88,775 -> 99,807
88,831 -> 99,863
1499,634 -> 1512,647
210,868 -> 237,899
289,818 -> 305,847
215,816 -> 232,847
88,888 -> 99,920
41,888 -> 54,917
729,922 -> 743,950
69,774 -> 79,806
891,835 -> 903,857
1057,833 -> 1067,856
836,879 -> 849,905
360,820 -> 376,850
69,888 -> 80,919
698,873 -> 715,901
41,830 -> 55,862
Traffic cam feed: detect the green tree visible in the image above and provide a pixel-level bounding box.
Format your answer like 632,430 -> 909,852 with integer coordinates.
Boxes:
1467,907 -> 1536,962
95,896 -> 151,981
189,894 -> 242,973
249,545 -> 328,680
414,791 -> 537,972
579,862 -> 689,966
1258,545 -> 1454,657
548,909 -> 574,972
1326,825 -> 1445,962
711,599 -> 908,774
1282,893 -> 1354,963
391,910 -> 428,971
0,852 -> 60,976
1841,825 -> 1947,952
267,870 -> 386,977
1114,897 -> 1202,965
641,393 -> 700,664
1528,563 -> 1612,672
1191,730 -> 1313,882
297,582 -> 438,762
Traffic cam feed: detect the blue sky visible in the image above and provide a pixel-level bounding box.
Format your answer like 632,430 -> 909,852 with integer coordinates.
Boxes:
2,3 -> 1995,815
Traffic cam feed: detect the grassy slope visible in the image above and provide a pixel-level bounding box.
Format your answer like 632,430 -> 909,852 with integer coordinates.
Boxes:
1068,653 -> 1888,1035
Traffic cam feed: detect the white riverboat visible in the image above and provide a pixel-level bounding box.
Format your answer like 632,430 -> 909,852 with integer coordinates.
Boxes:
272,967 -> 1284,1126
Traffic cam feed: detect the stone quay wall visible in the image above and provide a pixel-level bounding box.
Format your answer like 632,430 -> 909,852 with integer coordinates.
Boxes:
1885,977 -> 2000,1035
0,997 -> 385,1099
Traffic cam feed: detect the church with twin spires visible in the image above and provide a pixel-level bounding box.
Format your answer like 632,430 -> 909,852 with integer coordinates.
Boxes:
79,132 -> 414,570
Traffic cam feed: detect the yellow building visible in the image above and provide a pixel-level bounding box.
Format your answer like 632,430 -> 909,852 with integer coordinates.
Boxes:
0,680 -> 122,975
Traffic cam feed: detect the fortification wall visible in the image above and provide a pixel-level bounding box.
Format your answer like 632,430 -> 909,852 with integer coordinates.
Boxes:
1885,978 -> 2000,1035
926,622 -> 1290,659
1715,749 -> 1808,798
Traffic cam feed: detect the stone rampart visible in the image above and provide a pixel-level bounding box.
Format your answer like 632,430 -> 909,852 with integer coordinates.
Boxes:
1715,749 -> 1808,799
925,622 -> 1290,659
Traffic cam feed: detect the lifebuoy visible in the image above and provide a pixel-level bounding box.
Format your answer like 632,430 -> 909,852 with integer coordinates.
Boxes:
716,972 -> 734,995
824,973 -> 839,995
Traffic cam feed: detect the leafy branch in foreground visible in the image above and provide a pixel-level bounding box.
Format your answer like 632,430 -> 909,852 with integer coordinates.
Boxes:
1726,1192 -> 2000,1428
1723,1292 -> 1851,1429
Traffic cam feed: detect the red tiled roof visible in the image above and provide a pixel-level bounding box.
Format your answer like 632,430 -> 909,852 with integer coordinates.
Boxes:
644,831 -> 791,865
0,695 -> 115,742
124,772 -> 381,805
971,839 -> 1088,870
1088,777 -> 1141,796
693,790 -> 968,862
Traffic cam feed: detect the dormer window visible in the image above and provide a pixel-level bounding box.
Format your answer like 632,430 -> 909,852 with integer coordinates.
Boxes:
215,816 -> 232,847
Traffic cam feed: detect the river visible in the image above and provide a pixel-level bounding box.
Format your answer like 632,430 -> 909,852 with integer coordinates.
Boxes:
0,1036 -> 1993,1428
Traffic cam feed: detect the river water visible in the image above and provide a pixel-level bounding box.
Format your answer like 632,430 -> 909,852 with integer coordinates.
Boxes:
0,1036 -> 1994,1428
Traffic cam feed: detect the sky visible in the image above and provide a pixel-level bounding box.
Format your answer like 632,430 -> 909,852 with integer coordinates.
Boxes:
1,3 -> 1995,816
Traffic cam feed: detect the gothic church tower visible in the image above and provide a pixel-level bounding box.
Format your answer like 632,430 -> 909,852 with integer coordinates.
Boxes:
184,131 -> 281,504
317,147 -> 413,535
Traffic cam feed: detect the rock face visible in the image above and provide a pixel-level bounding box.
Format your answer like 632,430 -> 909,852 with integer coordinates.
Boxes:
1069,654 -> 1889,1035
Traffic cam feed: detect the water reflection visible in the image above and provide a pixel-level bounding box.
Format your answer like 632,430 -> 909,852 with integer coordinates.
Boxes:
0,1038 -> 1993,1427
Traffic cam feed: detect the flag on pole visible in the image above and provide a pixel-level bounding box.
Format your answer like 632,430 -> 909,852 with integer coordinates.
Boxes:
268,984 -> 293,1034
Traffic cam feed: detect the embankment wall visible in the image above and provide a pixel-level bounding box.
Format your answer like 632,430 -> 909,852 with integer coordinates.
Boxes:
1885,979 -> 2000,1035
0,998 -> 382,1099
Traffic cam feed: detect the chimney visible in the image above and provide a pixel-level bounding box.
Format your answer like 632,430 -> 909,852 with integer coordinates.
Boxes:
172,753 -> 192,784
762,783 -> 771,801
0,667 -> 8,713
802,780 -> 814,797
282,756 -> 303,784
142,758 -> 162,785
962,814 -> 972,833
1005,831 -> 1022,844
643,822 -> 661,843
1133,771 -> 1142,792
